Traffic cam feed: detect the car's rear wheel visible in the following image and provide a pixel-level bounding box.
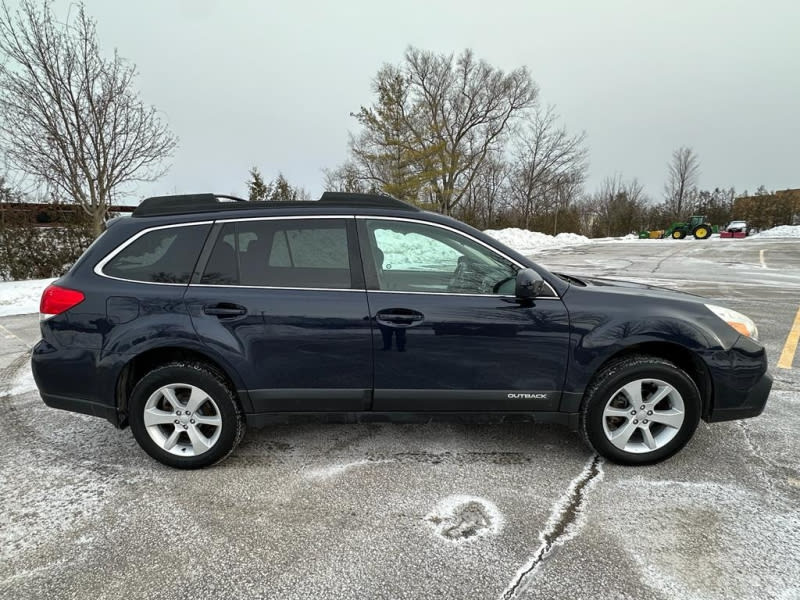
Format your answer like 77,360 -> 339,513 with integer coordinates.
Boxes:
580,355 -> 701,465
128,361 -> 245,468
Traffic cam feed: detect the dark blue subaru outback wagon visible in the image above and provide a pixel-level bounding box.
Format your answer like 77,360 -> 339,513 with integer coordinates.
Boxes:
32,193 -> 772,468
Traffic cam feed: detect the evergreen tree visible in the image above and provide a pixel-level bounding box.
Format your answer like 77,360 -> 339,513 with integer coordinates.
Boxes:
269,172 -> 296,202
247,167 -> 272,202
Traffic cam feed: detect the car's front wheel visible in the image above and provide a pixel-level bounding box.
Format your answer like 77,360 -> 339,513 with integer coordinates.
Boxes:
128,361 -> 246,468
580,355 -> 701,465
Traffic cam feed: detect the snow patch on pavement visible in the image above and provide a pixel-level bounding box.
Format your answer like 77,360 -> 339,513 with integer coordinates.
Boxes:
749,225 -> 800,239
425,495 -> 503,543
303,459 -> 385,480
613,477 -> 800,600
0,462 -> 118,564
0,278 -> 54,317
0,352 -> 36,398
1,362 -> 36,397
484,228 -> 591,254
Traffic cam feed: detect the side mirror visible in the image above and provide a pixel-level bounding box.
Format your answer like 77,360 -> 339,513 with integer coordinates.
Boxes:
515,268 -> 545,299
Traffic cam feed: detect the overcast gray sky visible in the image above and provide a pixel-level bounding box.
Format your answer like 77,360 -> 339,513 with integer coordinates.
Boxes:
49,0 -> 800,203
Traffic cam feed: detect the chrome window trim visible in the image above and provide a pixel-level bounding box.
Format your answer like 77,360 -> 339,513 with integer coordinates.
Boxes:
357,215 -> 559,299
367,289 -> 560,299
187,284 -> 558,299
94,221 -> 213,286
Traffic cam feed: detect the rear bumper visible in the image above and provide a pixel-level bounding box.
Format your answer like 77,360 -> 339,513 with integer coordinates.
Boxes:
40,392 -> 120,425
32,339 -> 121,426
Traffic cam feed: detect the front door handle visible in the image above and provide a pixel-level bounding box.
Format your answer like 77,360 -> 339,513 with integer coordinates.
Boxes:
203,303 -> 247,318
375,309 -> 424,328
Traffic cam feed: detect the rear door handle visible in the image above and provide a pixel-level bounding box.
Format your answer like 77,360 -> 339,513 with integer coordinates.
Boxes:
375,309 -> 424,328
203,303 -> 247,318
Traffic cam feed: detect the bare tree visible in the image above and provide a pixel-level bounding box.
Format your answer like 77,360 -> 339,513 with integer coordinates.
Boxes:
352,47 -> 537,215
458,152 -> 508,228
0,1 -> 178,235
550,171 -> 585,235
323,161 -> 374,194
664,146 -> 700,219
507,105 -> 588,229
590,174 -> 648,237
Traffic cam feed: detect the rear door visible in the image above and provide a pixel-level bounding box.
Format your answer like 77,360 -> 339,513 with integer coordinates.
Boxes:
358,217 -> 570,412
185,216 -> 373,412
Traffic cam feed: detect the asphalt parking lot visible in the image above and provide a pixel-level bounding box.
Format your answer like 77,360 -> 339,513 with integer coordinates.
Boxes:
1,238 -> 799,600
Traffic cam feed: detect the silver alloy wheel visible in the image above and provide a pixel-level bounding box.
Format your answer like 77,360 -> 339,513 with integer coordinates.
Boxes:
601,378 -> 685,454
143,383 -> 222,457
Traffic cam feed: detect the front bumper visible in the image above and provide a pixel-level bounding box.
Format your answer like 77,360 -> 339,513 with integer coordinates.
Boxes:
705,335 -> 772,422
706,370 -> 772,422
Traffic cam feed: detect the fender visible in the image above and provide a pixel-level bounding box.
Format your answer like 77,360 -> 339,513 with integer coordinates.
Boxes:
559,284 -> 738,410
97,313 -> 249,408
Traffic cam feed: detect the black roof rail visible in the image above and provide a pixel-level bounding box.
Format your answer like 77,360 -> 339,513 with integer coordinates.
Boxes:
318,192 -> 419,211
132,192 -> 419,218
132,194 -> 247,217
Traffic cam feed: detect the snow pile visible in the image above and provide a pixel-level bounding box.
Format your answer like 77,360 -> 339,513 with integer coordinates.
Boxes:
749,225 -> 800,239
374,229 -> 460,271
0,278 -> 55,317
364,224 -> 595,269
484,228 -> 591,254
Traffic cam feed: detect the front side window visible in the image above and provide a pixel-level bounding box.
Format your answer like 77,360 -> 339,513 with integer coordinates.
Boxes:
103,224 -> 210,283
201,219 -> 352,289
365,219 -> 518,295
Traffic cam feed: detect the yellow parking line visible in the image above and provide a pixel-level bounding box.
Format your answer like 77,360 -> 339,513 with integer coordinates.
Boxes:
0,322 -> 25,344
778,306 -> 800,369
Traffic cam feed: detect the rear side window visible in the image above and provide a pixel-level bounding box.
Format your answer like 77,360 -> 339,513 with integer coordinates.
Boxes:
200,219 -> 353,289
103,224 -> 210,283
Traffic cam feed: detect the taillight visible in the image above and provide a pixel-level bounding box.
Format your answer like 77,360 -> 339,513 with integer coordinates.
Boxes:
40,284 -> 85,320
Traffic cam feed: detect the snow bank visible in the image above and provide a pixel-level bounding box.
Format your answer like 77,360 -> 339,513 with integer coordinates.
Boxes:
483,228 -> 591,254
374,229 -> 459,271
749,225 -> 800,239
0,278 -> 54,317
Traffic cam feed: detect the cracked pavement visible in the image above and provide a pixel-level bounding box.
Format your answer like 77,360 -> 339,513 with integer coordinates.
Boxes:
1,238 -> 799,600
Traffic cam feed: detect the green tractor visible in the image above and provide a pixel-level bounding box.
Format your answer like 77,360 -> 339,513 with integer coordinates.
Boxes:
663,215 -> 714,240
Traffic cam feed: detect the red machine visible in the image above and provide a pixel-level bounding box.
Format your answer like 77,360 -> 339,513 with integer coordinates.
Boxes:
720,220 -> 748,238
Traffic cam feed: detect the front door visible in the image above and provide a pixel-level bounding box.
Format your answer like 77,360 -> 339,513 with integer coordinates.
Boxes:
186,216 -> 372,412
358,217 -> 570,412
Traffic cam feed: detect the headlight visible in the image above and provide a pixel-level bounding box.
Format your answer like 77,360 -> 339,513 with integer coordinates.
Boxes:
705,304 -> 759,339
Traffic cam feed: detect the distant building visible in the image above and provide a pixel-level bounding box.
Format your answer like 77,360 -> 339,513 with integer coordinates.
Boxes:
733,189 -> 800,229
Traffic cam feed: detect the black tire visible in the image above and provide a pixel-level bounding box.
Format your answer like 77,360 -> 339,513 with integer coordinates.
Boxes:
580,355 -> 701,465
692,224 -> 712,239
128,361 -> 246,469
671,229 -> 687,239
